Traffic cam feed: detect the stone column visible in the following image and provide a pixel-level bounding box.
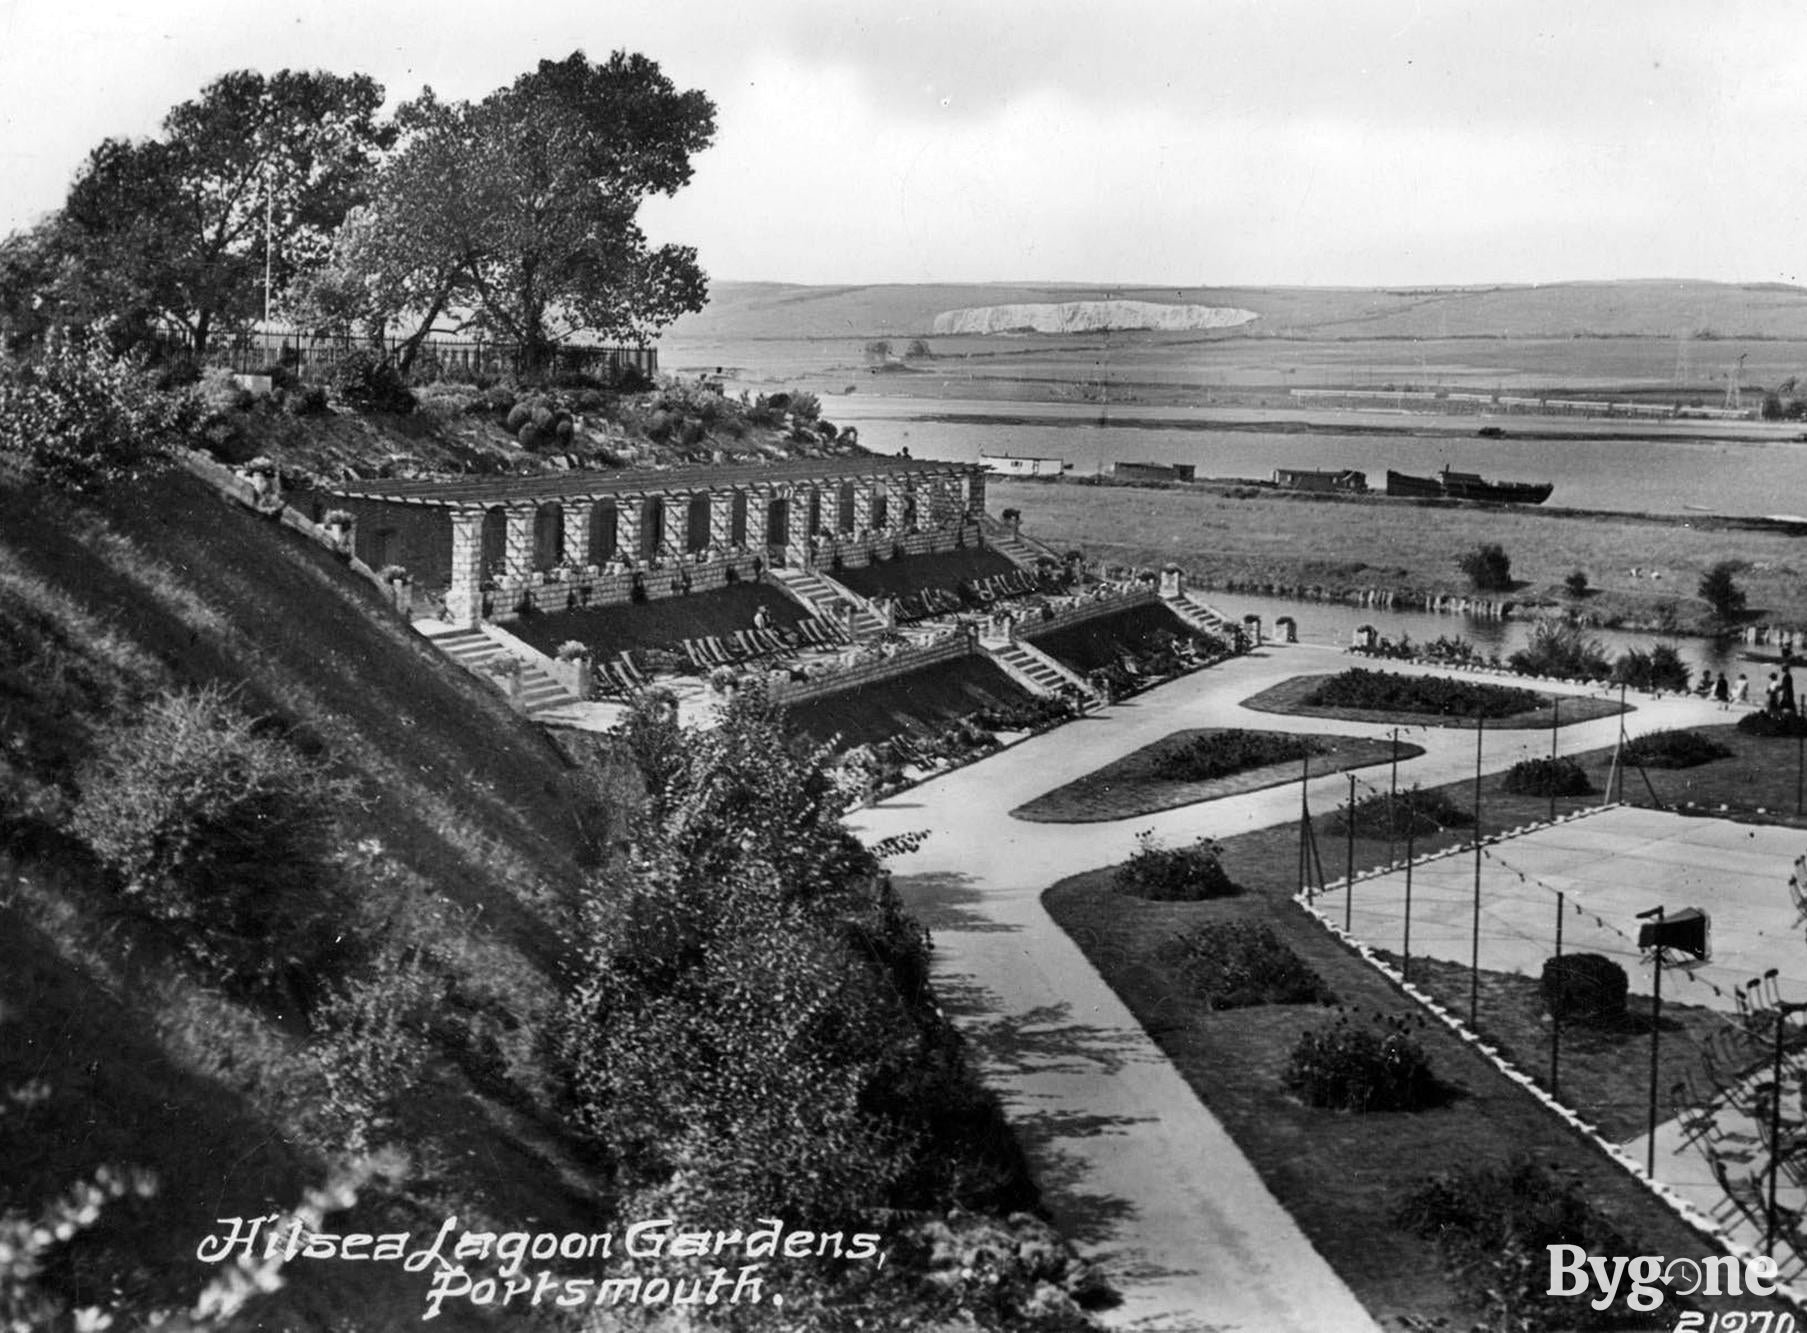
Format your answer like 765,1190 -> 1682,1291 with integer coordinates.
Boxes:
662,493 -> 690,558
563,501 -> 593,567
747,486 -> 773,555
709,488 -> 734,548
965,469 -> 988,519
616,495 -> 643,561
447,510 -> 485,627
852,482 -> 874,533
503,506 -> 536,581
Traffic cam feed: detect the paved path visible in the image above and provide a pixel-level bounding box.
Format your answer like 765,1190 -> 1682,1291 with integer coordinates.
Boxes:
848,644 -> 1736,1331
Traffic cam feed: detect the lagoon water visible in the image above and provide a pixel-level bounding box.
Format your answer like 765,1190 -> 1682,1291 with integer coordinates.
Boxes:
824,395 -> 1807,519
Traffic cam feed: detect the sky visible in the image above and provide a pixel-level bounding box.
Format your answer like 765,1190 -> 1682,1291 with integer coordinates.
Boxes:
1,0 -> 1804,288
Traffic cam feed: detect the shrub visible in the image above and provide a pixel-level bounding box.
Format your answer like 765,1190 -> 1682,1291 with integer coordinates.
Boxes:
0,338 -> 196,490
1150,730 -> 1318,782
1540,953 -> 1628,1025
1564,569 -> 1590,597
1501,755 -> 1592,797
279,382 -> 329,417
378,564 -> 408,583
1397,1157 -> 1639,1330
1113,832 -> 1239,901
1457,542 -> 1512,592
1283,1012 -> 1440,1112
1507,620 -> 1611,681
69,686 -> 357,1003
328,350 -> 416,414
1698,560 -> 1748,622
555,639 -> 590,661
1738,709 -> 1807,737
788,389 -> 822,422
1304,667 -> 1539,718
1160,920 -> 1334,1010
1622,727 -> 1731,769
560,689 -> 1032,1228
1323,786 -> 1473,839
1610,642 -> 1690,693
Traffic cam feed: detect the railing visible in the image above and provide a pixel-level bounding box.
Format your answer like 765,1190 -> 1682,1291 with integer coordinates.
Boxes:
188,329 -> 657,379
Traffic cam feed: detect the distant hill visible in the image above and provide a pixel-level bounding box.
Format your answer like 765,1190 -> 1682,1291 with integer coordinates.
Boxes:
932,300 -> 1258,335
667,278 -> 1807,342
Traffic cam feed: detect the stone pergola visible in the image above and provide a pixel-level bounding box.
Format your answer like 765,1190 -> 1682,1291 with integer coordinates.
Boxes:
330,457 -> 989,626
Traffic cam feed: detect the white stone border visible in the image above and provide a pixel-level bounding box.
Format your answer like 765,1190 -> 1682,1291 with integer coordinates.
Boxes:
1293,803 -> 1807,1308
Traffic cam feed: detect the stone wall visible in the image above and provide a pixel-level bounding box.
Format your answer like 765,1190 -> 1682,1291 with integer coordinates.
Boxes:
767,635 -> 972,706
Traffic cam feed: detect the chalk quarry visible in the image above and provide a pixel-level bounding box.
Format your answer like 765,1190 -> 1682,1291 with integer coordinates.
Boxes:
931,300 -> 1259,336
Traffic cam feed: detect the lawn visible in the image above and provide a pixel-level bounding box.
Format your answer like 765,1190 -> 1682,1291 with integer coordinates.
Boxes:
1042,742 -> 1793,1327
507,580 -> 811,659
1021,601 -> 1210,675
782,654 -> 1039,751
989,474 -> 1807,632
830,545 -> 1022,600
1242,670 -> 1627,730
1011,728 -> 1424,823
1372,951 -> 1745,1142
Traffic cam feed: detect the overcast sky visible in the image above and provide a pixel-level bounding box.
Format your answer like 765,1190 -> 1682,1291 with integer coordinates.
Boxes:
1,0 -> 1802,287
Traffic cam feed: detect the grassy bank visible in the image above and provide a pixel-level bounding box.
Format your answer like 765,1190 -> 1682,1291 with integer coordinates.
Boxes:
996,477 -> 1807,632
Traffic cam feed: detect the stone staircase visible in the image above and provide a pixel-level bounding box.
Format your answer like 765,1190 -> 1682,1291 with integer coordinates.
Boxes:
979,514 -> 1056,570
772,567 -> 888,638
1165,591 -> 1240,640
986,639 -> 1098,704
419,623 -> 577,716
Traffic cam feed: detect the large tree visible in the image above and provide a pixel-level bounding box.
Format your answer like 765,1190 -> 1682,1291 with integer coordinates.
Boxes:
58,69 -> 389,358
332,51 -> 715,373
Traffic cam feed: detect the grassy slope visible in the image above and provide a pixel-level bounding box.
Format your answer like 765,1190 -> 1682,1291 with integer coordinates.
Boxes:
997,477 -> 1807,630
0,466 -> 624,1326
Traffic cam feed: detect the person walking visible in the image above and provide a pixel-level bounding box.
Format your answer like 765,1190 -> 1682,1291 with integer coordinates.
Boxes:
1714,672 -> 1731,709
1783,664 -> 1797,715
1735,672 -> 1751,705
1768,672 -> 1782,713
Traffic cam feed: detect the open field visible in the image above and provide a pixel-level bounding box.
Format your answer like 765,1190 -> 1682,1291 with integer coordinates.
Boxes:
992,476 -> 1807,631
665,279 -> 1807,411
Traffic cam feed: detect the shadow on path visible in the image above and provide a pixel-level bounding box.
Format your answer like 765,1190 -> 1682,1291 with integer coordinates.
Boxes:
893,870 -> 1020,934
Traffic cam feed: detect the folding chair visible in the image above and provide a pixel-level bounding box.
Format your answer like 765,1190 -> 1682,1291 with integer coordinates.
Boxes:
616,652 -> 650,689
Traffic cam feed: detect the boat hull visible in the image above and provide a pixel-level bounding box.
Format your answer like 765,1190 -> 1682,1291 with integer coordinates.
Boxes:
1385,470 -> 1552,505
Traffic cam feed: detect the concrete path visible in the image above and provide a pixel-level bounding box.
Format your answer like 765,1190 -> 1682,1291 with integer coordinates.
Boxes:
848,643 -> 1741,1331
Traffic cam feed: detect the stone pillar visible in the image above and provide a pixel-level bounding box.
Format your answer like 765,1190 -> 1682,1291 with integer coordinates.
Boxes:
927,475 -> 953,529
1159,565 -> 1184,598
966,469 -> 988,519
563,502 -> 593,567
709,488 -> 734,549
852,482 -> 874,534
662,493 -> 690,558
447,510 -> 485,627
503,506 -> 537,581
747,487 -> 773,555
616,495 -> 643,561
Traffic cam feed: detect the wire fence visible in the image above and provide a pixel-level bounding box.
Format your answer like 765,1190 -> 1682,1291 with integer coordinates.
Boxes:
1294,725 -> 1807,1272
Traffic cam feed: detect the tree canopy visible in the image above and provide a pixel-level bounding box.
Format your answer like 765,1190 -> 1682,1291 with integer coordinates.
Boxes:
57,70 -> 390,358
296,51 -> 716,373
7,51 -> 713,374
